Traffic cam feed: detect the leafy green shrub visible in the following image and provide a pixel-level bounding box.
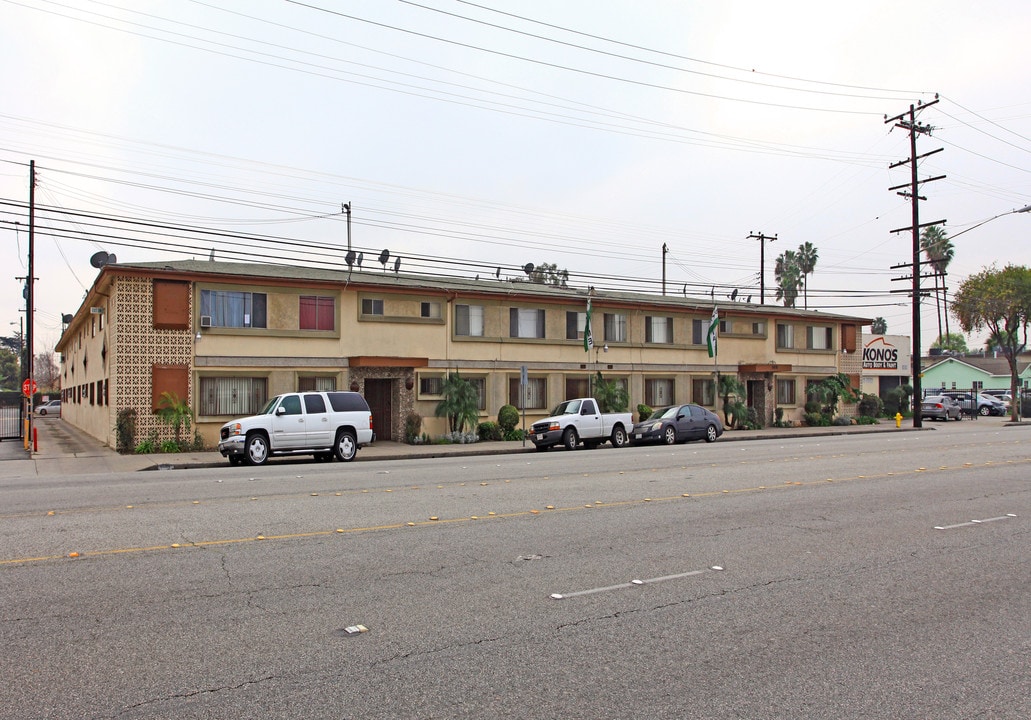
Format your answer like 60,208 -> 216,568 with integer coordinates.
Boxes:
637,403 -> 652,422
593,372 -> 628,413
803,412 -> 829,427
857,393 -> 883,418
855,416 -> 878,425
404,412 -> 423,444
504,428 -> 527,441
134,432 -> 159,454
477,421 -> 503,441
804,400 -> 823,416
497,404 -> 519,433
160,439 -> 180,453
772,406 -> 792,428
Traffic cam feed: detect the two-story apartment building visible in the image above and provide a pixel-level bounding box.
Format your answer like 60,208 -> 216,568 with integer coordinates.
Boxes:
55,259 -> 869,449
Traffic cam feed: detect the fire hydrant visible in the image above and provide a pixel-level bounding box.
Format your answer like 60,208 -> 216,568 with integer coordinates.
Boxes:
895,412 -> 903,428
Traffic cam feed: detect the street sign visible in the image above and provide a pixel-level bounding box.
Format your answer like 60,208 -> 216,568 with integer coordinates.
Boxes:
22,378 -> 37,397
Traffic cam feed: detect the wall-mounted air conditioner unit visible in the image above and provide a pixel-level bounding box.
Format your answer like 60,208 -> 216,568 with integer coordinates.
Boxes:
199,315 -> 212,328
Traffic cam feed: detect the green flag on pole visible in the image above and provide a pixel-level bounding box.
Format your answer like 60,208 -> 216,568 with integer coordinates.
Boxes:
584,298 -> 594,352
706,306 -> 719,358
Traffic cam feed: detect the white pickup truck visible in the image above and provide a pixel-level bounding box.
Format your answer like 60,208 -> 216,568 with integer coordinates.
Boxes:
218,391 -> 374,466
529,397 -> 632,451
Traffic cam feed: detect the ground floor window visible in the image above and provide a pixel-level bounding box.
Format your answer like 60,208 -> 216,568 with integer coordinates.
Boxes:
645,378 -> 674,407
199,376 -> 268,416
776,378 -> 796,405
298,376 -> 337,392
509,377 -> 546,410
565,376 -> 589,399
692,378 -> 715,406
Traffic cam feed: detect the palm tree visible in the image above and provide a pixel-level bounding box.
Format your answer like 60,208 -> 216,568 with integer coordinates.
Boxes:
871,317 -> 887,335
434,372 -> 480,433
774,250 -> 801,308
920,225 -> 955,340
796,242 -> 819,310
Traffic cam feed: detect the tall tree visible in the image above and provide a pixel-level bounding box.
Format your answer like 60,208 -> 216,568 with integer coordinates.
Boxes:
796,242 -> 819,310
871,317 -> 888,334
931,333 -> 968,354
920,225 -> 955,341
528,262 -> 569,287
774,250 -> 801,308
434,372 -> 480,433
952,264 -> 1031,422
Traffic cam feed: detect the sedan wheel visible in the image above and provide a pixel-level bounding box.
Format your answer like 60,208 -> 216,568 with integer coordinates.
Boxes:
978,406 -> 991,416
662,426 -> 677,445
705,424 -> 718,443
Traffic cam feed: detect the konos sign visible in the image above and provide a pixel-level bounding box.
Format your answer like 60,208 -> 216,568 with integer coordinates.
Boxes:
862,335 -> 910,373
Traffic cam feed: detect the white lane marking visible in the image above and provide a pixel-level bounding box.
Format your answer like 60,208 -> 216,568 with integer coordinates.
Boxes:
934,514 -> 1016,530
551,566 -> 723,600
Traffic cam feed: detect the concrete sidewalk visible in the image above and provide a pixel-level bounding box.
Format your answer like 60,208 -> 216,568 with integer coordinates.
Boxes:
0,414 -> 931,478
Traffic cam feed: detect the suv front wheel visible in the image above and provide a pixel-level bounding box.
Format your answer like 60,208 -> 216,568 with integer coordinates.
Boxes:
245,433 -> 270,466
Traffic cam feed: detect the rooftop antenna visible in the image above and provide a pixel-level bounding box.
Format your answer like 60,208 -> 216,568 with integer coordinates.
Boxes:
342,202 -> 351,254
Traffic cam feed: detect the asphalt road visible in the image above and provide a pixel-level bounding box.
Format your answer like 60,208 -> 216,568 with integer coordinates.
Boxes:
2,422 -> 1028,719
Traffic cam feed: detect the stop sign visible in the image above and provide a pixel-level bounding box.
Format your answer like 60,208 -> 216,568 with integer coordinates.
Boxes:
22,378 -> 37,397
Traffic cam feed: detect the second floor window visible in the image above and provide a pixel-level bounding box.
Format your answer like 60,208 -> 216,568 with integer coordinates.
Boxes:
807,326 -> 833,350
200,290 -> 267,328
361,298 -> 384,316
299,296 -> 334,331
421,301 -> 441,319
604,313 -> 627,342
776,324 -> 794,349
646,317 -> 673,344
456,305 -> 484,336
510,308 -> 545,338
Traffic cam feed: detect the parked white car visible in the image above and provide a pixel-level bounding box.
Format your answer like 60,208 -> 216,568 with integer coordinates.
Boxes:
218,391 -> 374,466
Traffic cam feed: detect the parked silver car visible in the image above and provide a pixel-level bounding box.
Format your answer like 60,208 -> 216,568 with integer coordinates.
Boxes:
920,394 -> 962,422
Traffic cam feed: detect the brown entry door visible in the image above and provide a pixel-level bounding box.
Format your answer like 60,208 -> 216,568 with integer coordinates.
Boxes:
364,379 -> 393,441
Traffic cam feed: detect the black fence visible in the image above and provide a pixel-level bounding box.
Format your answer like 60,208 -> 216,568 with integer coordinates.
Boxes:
0,392 -> 25,441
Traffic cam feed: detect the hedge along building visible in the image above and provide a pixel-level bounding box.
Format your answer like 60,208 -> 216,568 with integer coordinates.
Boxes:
54,259 -> 869,450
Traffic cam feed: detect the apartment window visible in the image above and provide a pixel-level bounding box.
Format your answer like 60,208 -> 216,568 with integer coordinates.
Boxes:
604,313 -> 627,342
692,319 -> 705,345
200,290 -> 267,328
199,376 -> 268,416
298,376 -> 336,392
645,378 -> 675,406
566,311 -> 587,340
750,321 -> 766,336
776,324 -> 795,349
776,379 -> 796,405
299,296 -> 335,331
719,319 -> 732,334
468,377 -> 487,411
509,308 -> 545,338
420,376 -> 443,395
807,326 -> 833,350
645,317 -> 673,344
361,298 -> 384,316
421,301 -> 441,319
455,305 -> 484,337
509,377 -> 546,409
565,376 -> 589,399
692,378 -> 715,406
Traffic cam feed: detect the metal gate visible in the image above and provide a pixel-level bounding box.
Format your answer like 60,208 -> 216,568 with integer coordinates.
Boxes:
0,398 -> 24,440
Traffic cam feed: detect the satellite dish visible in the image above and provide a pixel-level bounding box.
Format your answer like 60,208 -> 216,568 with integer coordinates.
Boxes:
89,251 -> 110,268
356,252 -> 363,267
746,295 -> 752,303
730,289 -> 738,301
62,313 -> 73,324
523,263 -> 535,276
393,257 -> 401,273
495,267 -> 500,279
345,250 -> 356,267
107,254 -> 116,264
378,249 -> 390,267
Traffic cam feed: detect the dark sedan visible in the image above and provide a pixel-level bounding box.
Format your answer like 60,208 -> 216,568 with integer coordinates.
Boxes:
920,394 -> 962,421
632,404 -> 724,445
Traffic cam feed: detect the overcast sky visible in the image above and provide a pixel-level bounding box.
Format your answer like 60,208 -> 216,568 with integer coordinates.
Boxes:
2,0 -> 1029,356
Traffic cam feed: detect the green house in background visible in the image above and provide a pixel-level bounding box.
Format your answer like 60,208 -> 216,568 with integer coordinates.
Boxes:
922,355 -> 1031,394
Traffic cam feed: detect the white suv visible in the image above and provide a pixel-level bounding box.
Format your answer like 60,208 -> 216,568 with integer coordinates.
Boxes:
218,391 -> 374,466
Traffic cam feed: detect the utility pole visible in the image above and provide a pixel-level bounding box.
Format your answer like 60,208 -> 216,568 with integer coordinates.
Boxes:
748,231 -> 776,304
886,97 -> 944,429
661,243 -> 668,296
26,160 -> 36,445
